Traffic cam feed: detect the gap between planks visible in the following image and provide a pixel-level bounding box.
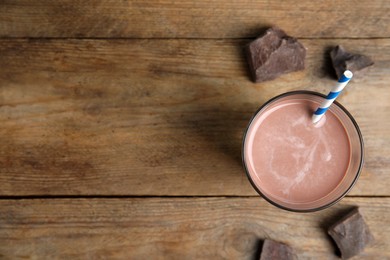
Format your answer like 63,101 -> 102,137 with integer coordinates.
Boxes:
1,37 -> 390,40
0,195 -> 388,200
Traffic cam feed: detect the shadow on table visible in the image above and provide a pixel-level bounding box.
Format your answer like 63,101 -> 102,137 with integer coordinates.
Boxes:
181,30 -> 275,169
253,239 -> 265,260
175,31 -> 270,174
180,102 -> 256,168
321,46 -> 339,80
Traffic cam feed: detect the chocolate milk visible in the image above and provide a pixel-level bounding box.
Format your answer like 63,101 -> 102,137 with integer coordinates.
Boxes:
244,97 -> 351,204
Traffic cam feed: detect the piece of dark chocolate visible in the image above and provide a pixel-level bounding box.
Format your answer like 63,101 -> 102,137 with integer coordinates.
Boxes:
259,239 -> 296,260
328,208 -> 374,259
330,45 -> 374,78
245,27 -> 306,83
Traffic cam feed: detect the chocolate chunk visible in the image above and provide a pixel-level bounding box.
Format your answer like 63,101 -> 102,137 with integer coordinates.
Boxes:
330,45 -> 374,78
245,27 -> 306,83
328,208 -> 374,259
259,239 -> 296,260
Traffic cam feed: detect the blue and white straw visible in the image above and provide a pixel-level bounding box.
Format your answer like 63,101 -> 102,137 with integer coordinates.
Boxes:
312,70 -> 353,124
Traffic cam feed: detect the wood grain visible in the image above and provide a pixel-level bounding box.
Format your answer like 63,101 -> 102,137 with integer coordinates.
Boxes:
0,197 -> 388,259
0,0 -> 389,38
1,39 -> 389,196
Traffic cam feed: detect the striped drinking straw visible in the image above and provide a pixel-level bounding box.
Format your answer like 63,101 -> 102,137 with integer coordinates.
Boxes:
312,70 -> 353,124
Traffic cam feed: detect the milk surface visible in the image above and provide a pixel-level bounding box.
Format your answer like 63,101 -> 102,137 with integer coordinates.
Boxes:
245,99 -> 351,203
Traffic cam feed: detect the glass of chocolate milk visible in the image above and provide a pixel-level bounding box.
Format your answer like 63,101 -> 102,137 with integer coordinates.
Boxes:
242,91 -> 364,212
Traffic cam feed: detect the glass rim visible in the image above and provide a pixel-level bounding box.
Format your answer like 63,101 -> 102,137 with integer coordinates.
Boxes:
241,90 -> 364,213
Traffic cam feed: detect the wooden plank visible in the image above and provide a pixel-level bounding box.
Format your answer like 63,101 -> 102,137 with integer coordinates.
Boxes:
0,39 -> 389,196
0,197 -> 388,259
0,0 -> 389,38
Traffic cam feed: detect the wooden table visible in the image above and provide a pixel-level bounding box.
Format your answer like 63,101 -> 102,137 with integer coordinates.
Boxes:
1,1 -> 389,259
